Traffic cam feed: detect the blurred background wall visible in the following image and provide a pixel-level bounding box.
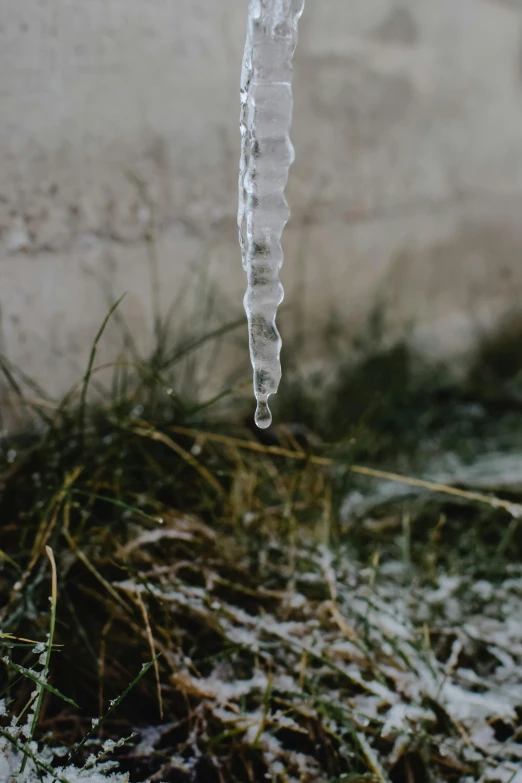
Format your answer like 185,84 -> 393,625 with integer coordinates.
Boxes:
2,0 -> 522,400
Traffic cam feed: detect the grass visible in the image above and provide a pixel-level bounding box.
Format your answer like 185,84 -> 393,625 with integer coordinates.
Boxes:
1,303 -> 522,782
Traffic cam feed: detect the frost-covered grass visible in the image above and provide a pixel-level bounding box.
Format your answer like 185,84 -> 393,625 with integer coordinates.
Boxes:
0,545 -> 150,783
0,711 -> 133,783
1,307 -> 522,782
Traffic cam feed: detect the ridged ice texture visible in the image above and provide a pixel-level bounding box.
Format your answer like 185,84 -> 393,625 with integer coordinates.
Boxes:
239,0 -> 305,429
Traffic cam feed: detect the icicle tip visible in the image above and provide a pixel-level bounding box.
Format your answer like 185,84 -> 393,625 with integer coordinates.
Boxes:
255,396 -> 272,429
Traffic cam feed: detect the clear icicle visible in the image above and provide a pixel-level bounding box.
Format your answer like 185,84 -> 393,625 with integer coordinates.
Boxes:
239,0 -> 305,429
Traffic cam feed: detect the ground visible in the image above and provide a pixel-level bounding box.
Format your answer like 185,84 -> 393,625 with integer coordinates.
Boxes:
0,310 -> 522,782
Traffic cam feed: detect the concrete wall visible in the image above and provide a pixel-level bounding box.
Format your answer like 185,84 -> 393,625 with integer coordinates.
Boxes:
2,0 -> 522,403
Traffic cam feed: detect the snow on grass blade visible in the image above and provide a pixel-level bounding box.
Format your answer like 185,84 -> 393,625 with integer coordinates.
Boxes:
0,727 -> 75,783
67,655 -> 160,763
20,545 -> 58,773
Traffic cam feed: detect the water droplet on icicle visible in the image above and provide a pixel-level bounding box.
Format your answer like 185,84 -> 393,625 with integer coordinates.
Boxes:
238,0 -> 305,429
255,396 -> 272,429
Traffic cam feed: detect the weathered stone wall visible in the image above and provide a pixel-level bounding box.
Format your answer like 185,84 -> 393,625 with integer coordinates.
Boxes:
2,0 -> 522,401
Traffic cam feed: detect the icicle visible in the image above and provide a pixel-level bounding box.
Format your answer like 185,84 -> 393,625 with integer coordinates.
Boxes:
239,0 -> 305,429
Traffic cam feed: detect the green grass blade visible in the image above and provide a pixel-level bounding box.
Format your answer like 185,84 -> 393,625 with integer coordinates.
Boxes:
0,548 -> 21,572
67,654 -> 160,763
159,315 -> 245,371
72,489 -> 162,523
78,294 -> 126,446
20,546 -> 58,773
3,659 -> 79,707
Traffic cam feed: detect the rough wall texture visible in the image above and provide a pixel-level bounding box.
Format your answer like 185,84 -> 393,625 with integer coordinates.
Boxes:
2,0 -> 522,402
